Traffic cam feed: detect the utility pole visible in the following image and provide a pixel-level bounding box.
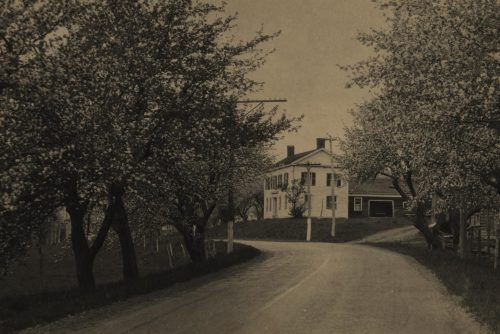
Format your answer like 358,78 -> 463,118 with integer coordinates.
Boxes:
458,193 -> 467,259
226,98 -> 287,251
227,187 -> 234,254
306,163 -> 312,241
431,193 -> 437,226
226,103 -> 236,254
326,135 -> 336,238
295,162 -> 320,241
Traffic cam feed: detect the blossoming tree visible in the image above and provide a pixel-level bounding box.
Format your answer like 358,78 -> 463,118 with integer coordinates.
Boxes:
340,0 -> 499,249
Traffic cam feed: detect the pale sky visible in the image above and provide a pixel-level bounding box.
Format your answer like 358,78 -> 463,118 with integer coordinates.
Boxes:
219,0 -> 388,158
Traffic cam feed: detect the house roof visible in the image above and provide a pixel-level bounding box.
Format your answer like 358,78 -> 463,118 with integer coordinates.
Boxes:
348,178 -> 401,197
273,149 -> 319,168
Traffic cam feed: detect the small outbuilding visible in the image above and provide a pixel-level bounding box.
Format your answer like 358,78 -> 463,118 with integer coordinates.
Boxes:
348,177 -> 404,219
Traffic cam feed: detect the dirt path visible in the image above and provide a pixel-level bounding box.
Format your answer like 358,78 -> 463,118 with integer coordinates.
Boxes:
353,225 -> 420,244
23,241 -> 488,334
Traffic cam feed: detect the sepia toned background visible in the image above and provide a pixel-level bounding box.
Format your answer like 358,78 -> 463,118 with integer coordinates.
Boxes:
219,0 -> 387,156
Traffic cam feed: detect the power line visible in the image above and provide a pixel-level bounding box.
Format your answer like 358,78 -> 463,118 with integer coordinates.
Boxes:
236,99 -> 287,104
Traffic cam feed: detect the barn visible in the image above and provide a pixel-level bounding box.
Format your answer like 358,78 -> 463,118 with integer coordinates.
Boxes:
348,177 -> 405,219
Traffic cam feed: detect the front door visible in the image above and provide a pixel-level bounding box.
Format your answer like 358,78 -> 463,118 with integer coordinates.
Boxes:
272,197 -> 278,218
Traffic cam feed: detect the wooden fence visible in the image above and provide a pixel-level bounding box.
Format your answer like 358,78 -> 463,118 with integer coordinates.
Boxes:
466,209 -> 500,270
141,234 -> 219,265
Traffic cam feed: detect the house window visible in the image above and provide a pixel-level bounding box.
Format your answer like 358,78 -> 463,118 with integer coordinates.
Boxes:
272,176 -> 277,189
301,172 -> 316,186
278,174 -> 283,188
279,196 -> 282,210
354,197 -> 362,212
265,178 -> 270,190
326,196 -> 337,209
327,173 -> 342,187
284,173 -> 289,187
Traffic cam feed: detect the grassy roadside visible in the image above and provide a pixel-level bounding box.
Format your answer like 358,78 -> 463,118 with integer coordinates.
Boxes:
0,236 -> 192,299
208,217 -> 410,243
0,241 -> 260,333
369,240 -> 500,333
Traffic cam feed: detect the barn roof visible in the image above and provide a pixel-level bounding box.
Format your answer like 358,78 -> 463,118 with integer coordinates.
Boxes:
348,178 -> 401,197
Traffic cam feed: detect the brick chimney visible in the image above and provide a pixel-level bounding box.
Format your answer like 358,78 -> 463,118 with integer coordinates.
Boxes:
287,145 -> 295,157
316,138 -> 326,149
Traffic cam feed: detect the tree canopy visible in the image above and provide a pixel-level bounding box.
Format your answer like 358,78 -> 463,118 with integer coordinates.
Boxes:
0,0 -> 296,286
340,0 -> 499,245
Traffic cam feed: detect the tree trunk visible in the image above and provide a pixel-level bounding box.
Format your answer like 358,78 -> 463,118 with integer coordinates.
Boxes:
239,210 -> 248,224
111,195 -> 139,281
458,205 -> 467,259
413,204 -> 439,249
67,206 -> 96,291
256,209 -> 263,220
180,225 -> 206,263
448,209 -> 460,246
74,253 -> 96,291
37,241 -> 44,292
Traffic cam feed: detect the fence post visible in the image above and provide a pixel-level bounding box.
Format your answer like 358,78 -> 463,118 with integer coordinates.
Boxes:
486,211 -> 492,256
203,240 -> 210,260
180,242 -> 187,258
211,240 -> 217,257
477,227 -> 483,256
227,221 -> 234,253
494,234 -> 499,272
167,241 -> 173,268
458,202 -> 467,259
169,242 -> 174,266
494,219 -> 499,271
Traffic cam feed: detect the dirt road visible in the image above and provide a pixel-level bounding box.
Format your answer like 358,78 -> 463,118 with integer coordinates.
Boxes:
24,241 -> 487,334
353,225 -> 420,243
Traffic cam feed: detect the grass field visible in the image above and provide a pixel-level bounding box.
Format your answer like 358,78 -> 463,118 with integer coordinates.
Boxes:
0,240 -> 260,333
371,239 -> 500,333
0,235 -> 192,298
208,217 -> 411,243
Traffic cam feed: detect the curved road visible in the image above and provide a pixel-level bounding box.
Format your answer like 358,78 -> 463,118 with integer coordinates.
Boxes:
25,241 -> 487,334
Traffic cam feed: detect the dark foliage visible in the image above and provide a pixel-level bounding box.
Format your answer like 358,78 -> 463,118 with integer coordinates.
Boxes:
0,242 -> 260,333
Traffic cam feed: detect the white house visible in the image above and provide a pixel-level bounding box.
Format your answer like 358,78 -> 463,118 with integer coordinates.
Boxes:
263,139 -> 349,219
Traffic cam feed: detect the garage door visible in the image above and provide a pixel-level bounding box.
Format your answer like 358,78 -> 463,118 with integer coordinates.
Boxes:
369,201 -> 393,217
